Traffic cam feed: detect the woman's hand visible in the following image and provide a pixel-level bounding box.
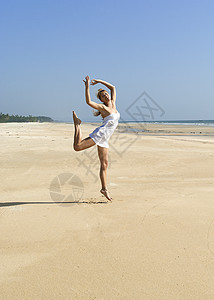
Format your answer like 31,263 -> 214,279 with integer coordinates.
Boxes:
90,79 -> 99,86
83,75 -> 90,86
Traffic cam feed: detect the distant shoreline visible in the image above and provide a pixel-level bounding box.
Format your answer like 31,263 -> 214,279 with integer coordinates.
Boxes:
1,119 -> 214,126
54,119 -> 214,128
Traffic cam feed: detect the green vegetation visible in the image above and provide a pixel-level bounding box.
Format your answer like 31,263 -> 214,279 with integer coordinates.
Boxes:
0,112 -> 54,123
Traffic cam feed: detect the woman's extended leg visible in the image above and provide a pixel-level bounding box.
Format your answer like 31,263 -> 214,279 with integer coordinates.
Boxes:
97,145 -> 112,201
73,111 -> 96,151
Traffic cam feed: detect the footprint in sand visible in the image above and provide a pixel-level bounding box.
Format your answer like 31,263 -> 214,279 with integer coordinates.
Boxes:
83,198 -> 108,204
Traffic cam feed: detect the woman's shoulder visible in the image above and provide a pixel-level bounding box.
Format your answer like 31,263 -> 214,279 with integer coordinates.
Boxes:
101,109 -> 118,118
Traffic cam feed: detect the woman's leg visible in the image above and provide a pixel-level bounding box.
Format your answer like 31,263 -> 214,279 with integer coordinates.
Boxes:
97,145 -> 112,201
73,111 -> 96,151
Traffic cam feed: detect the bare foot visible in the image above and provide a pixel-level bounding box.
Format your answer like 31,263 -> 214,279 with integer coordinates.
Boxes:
100,188 -> 112,202
73,111 -> 82,125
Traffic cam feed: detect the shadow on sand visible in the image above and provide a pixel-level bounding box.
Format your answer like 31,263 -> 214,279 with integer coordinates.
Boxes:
0,200 -> 109,208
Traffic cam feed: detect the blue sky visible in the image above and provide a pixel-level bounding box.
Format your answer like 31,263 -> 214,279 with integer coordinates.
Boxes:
1,0 -> 214,122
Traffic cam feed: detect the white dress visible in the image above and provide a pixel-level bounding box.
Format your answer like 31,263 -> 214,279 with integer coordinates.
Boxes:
89,111 -> 120,148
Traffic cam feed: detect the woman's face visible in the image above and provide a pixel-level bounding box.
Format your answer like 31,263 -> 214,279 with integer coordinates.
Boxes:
100,90 -> 110,103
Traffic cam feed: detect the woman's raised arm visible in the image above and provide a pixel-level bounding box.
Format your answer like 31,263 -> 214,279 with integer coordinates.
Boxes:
83,76 -> 103,110
91,79 -> 116,102
91,79 -> 115,90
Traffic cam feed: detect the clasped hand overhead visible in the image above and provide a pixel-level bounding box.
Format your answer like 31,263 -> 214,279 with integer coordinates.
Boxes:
83,75 -> 99,86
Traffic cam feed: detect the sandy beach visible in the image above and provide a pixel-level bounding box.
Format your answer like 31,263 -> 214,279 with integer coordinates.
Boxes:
1,121 -> 214,299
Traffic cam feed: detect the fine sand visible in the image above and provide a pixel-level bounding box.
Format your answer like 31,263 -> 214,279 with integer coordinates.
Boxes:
1,122 -> 214,299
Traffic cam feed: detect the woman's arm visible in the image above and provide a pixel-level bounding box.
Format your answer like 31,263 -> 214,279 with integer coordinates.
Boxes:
91,79 -> 115,90
83,76 -> 103,110
91,79 -> 116,102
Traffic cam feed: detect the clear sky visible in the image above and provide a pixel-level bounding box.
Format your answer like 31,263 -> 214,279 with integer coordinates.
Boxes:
1,0 -> 214,122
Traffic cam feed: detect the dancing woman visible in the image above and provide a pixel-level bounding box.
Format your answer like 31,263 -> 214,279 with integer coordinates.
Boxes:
72,75 -> 120,201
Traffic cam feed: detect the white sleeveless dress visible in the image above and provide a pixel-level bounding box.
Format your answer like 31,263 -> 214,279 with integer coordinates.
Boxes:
89,111 -> 120,148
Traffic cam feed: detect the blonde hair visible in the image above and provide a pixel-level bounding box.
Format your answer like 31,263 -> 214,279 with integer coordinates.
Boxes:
96,88 -> 105,100
93,88 -> 106,117
93,109 -> 101,117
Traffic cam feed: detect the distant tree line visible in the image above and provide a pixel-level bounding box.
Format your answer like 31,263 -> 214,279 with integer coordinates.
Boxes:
0,112 -> 54,123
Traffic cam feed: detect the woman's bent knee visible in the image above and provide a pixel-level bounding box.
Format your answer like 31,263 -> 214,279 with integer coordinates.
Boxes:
73,144 -> 81,151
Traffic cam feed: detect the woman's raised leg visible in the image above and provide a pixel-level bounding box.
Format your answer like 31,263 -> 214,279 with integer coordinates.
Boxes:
73,111 -> 95,151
